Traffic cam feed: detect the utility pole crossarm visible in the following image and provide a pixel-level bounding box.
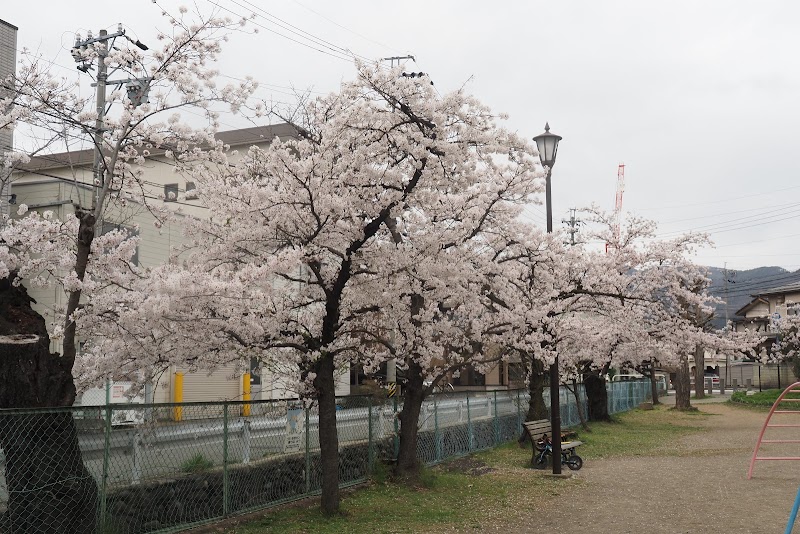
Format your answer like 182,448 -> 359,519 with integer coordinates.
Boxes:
562,208 -> 582,246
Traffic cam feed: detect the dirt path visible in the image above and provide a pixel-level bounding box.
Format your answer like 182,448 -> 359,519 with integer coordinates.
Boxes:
483,399 -> 800,533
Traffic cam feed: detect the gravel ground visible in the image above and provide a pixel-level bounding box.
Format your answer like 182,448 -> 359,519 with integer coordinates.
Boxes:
468,395 -> 800,534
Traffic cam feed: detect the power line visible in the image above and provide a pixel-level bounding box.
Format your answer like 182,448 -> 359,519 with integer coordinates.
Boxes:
0,41 -> 78,75
15,167 -> 204,210
234,0 -> 378,64
714,231 -> 800,249
656,200 -> 800,226
636,183 -> 800,212
704,254 -> 800,258
288,0 -> 402,54
708,271 -> 800,297
205,0 -> 382,66
655,204 -> 800,238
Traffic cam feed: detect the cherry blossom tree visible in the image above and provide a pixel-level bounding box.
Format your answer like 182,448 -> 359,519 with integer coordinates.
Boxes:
79,62 -> 545,509
581,210 -> 763,411
497,208 -> 748,422
772,316 -> 800,379
0,7 -> 256,531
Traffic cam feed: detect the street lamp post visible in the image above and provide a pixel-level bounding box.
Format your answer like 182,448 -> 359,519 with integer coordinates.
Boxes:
533,123 -> 563,475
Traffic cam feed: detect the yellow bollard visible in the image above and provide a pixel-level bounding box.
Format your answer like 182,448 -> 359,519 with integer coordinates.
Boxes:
173,372 -> 184,421
242,373 -> 251,416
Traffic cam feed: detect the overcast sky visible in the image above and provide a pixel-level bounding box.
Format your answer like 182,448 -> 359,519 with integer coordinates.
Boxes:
5,0 -> 800,272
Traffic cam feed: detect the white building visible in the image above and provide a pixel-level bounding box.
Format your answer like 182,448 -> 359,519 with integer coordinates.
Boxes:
13,124 -> 350,406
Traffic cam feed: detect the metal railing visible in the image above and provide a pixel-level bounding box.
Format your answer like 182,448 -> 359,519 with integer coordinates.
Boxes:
0,382 -> 648,533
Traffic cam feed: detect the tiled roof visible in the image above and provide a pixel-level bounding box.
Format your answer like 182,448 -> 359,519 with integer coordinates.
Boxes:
21,123 -> 298,172
755,281 -> 800,297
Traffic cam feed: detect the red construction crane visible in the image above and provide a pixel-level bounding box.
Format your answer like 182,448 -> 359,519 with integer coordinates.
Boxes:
606,163 -> 625,253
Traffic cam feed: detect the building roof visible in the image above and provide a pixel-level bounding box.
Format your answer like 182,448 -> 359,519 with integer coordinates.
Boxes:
755,281 -> 800,298
734,297 -> 769,318
21,123 -> 298,172
733,280 -> 800,318
0,19 -> 18,31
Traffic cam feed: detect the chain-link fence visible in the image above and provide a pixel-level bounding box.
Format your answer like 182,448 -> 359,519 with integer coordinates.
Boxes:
0,382 -> 648,533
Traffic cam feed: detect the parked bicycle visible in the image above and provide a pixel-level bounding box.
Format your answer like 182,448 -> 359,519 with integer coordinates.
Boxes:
533,434 -> 583,471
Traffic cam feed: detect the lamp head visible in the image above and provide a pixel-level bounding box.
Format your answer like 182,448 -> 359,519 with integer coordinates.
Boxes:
532,122 -> 562,169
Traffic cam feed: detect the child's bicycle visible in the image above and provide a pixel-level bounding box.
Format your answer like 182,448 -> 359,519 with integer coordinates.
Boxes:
533,434 -> 583,471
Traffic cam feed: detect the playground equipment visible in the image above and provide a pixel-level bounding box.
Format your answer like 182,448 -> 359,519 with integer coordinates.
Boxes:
748,381 -> 800,479
747,382 -> 800,532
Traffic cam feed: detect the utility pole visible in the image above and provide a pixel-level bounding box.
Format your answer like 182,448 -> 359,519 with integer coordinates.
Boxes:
72,25 -> 149,213
381,53 -> 417,388
723,263 -> 736,387
92,30 -> 108,211
562,208 -> 582,246
382,55 -> 415,67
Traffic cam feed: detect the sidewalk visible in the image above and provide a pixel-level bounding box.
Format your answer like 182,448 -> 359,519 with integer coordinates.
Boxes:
663,389 -> 732,404
481,401 -> 800,533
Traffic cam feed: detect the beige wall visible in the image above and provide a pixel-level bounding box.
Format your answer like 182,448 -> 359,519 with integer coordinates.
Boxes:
8,127 -> 349,401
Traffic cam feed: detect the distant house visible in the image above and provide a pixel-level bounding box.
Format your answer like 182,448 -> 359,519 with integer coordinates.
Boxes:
0,18 -> 18,217
683,282 -> 800,387
9,124 -> 355,406
733,282 -> 800,354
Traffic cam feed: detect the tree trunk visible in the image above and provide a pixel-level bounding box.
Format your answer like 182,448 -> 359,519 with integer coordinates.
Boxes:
650,372 -> 660,405
62,211 -> 95,370
693,344 -> 705,399
519,358 -> 549,445
568,378 -> 589,430
584,372 -> 612,422
0,278 -> 97,533
395,360 -> 425,482
312,353 -> 340,516
674,354 -> 693,410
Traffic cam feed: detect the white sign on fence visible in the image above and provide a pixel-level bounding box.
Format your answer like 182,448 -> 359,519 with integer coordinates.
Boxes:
283,407 -> 304,453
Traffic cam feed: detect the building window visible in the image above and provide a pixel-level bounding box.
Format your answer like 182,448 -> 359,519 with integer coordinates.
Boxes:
164,183 -> 179,202
508,363 -> 526,385
185,181 -> 198,200
451,365 -> 485,387
249,357 -> 261,386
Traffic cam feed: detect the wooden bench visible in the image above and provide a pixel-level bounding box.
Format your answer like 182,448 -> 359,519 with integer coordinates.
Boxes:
523,419 -> 583,466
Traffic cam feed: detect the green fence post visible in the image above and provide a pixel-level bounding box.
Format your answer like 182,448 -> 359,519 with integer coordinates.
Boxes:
434,395 -> 441,462
368,396 -> 374,474
223,402 -> 230,517
467,392 -> 474,451
628,382 -> 633,410
305,406 -> 311,494
493,391 -> 500,445
99,404 -> 112,530
393,396 -> 399,461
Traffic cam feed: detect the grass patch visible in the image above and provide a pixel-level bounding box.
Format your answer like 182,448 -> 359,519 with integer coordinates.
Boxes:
225,467 -> 564,534
570,406 -> 706,460
731,388 -> 800,407
181,453 -> 213,473
212,406 -> 708,533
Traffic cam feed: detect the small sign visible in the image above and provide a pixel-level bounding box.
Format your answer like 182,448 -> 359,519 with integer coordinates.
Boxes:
387,382 -> 397,398
283,407 -> 304,453
111,385 -> 127,400
771,312 -> 782,331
